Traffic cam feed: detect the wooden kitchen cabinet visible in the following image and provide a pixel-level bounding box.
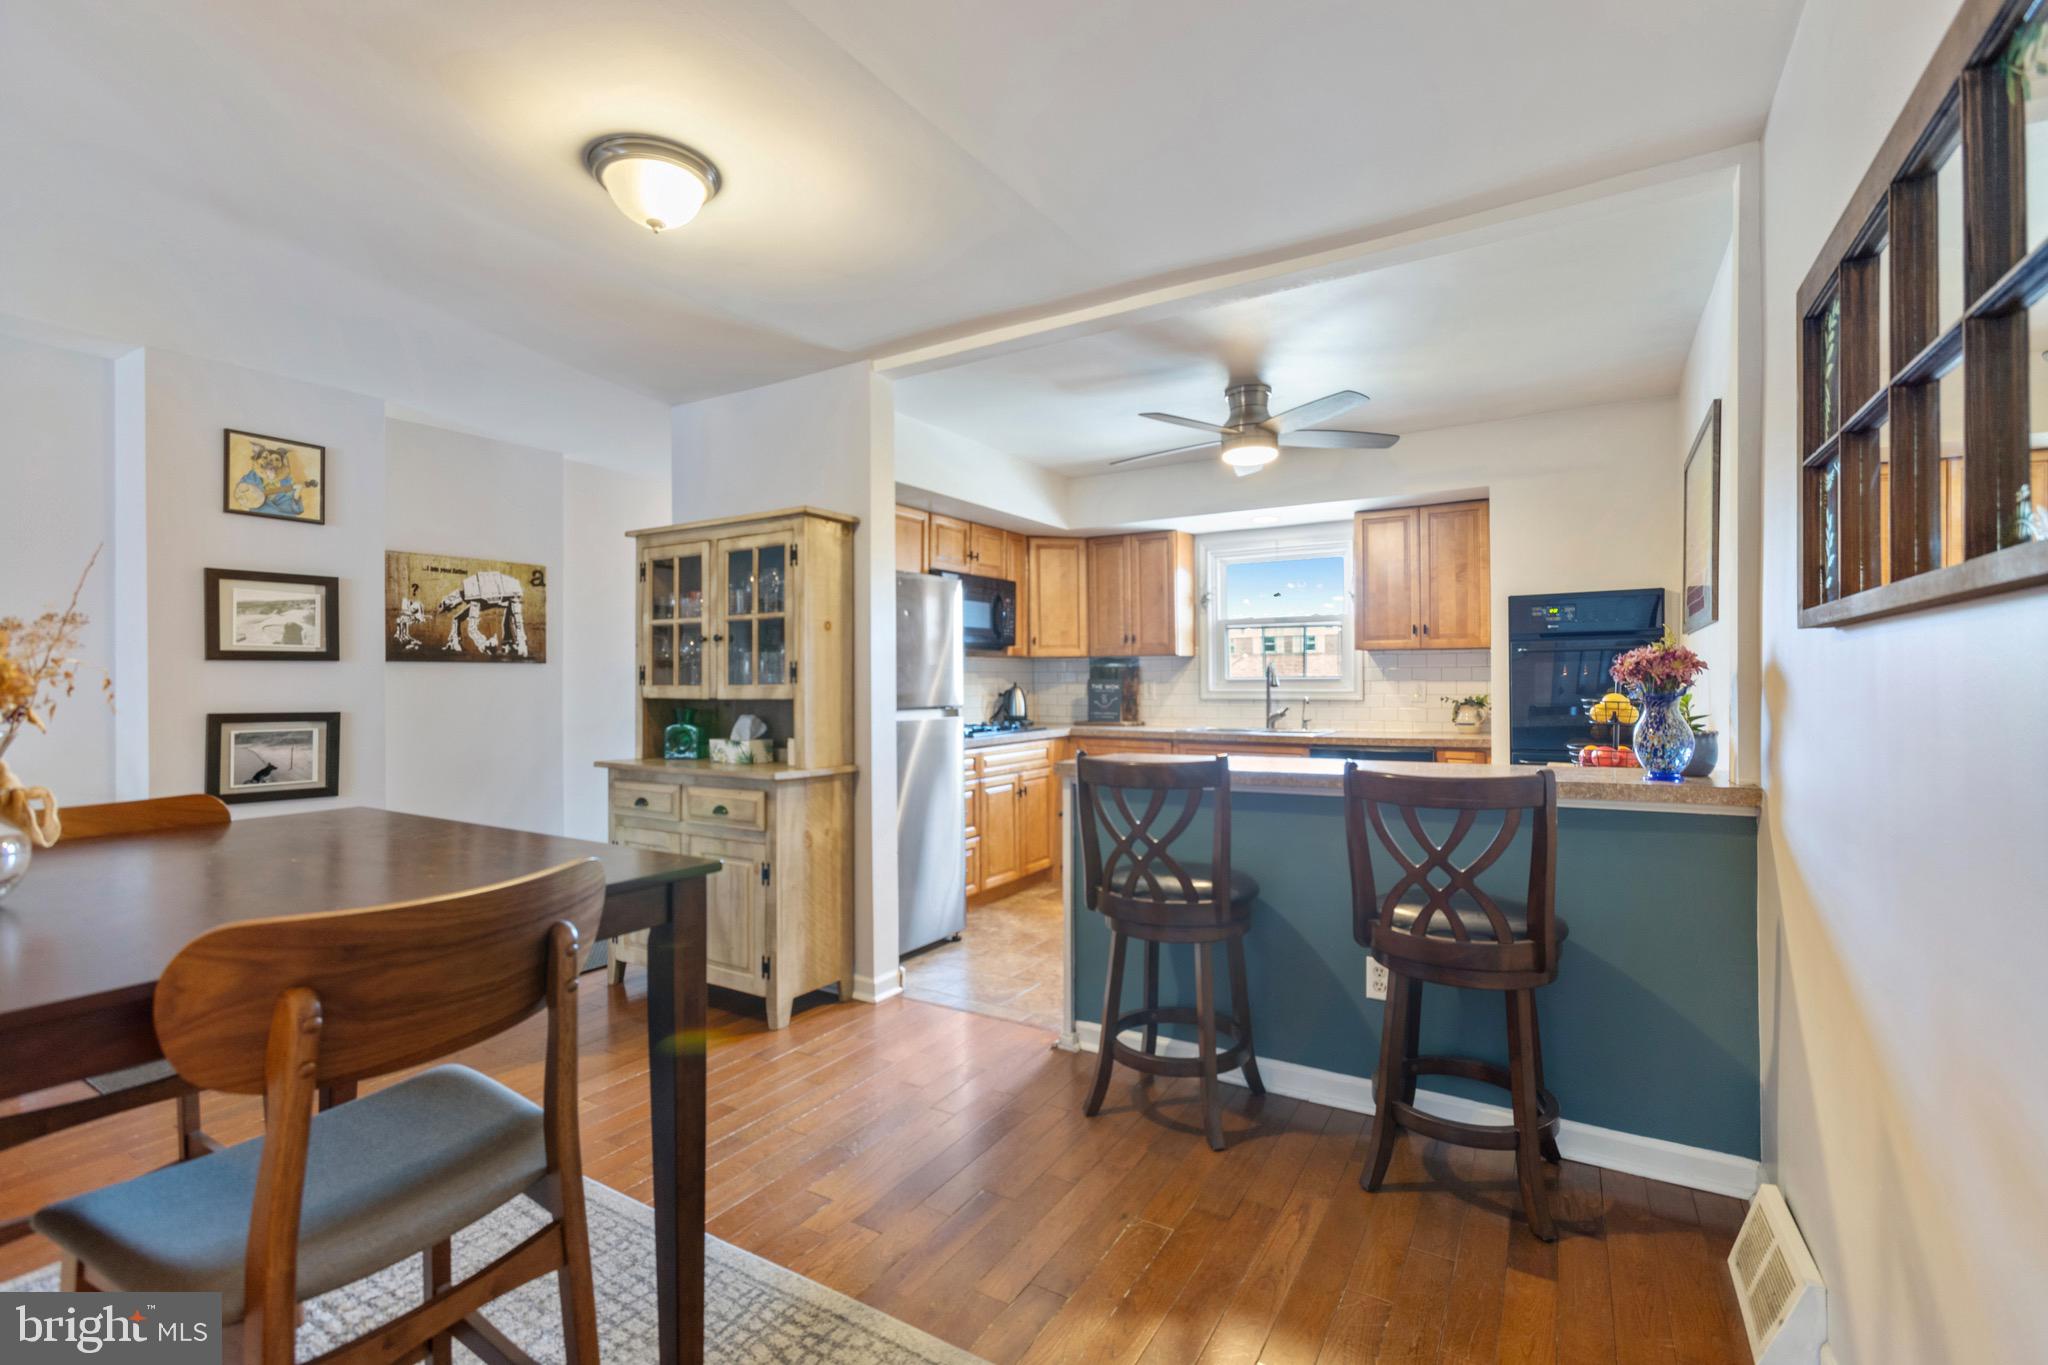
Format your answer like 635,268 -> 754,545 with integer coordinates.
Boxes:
1026,537 -> 1089,657
1086,530 -> 1195,656
969,522 -> 1007,574
1353,499 -> 1490,649
1004,530 -> 1030,658
895,506 -> 929,572
967,740 -> 1058,895
928,513 -> 973,572
1435,747 -> 1490,764
976,768 -> 1021,892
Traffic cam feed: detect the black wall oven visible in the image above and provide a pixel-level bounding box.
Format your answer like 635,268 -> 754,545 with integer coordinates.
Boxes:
1506,589 -> 1666,765
941,571 -> 1017,652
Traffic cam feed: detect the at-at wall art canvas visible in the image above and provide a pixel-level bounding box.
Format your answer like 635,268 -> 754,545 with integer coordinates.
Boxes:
385,550 -> 548,663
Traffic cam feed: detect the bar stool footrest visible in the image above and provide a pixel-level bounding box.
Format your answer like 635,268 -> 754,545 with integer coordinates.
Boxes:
1389,1053 -> 1558,1151
1106,1006 -> 1253,1079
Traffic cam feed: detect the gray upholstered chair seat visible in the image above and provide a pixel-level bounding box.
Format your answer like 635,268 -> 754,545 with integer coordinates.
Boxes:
33,1065 -> 544,1322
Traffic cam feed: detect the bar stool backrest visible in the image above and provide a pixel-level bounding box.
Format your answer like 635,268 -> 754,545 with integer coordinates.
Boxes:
1342,764 -> 1560,979
1075,752 -> 1233,932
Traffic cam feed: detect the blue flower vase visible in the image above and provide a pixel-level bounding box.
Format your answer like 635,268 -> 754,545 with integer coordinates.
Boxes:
1631,690 -> 1695,783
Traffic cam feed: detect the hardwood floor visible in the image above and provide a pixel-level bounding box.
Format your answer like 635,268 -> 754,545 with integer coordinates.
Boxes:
0,978 -> 1751,1362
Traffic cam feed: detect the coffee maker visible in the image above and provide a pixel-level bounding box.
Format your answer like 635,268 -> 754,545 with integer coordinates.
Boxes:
1087,659 -> 1140,723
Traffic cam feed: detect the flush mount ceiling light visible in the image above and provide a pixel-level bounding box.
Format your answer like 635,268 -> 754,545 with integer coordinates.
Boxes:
584,135 -> 722,233
1220,429 -> 1280,474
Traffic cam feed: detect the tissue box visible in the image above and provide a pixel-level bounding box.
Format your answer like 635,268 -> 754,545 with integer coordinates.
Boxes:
709,738 -> 773,765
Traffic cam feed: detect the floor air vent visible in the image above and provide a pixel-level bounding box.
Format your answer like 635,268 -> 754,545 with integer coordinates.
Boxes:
1729,1184 -> 1827,1364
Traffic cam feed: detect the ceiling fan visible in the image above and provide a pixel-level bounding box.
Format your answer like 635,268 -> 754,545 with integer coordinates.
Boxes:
1112,382 -> 1398,477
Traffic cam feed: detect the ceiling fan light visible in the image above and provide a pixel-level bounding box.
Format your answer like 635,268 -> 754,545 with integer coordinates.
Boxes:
585,136 -> 721,233
1220,432 -> 1279,469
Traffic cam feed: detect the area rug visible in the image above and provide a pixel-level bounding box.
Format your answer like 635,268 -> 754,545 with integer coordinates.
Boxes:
6,1179 -> 985,1364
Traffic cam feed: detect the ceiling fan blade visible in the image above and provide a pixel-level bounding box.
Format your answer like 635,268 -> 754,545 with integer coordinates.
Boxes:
1108,441 -> 1221,468
1282,429 -> 1400,450
1139,411 -> 1234,435
1267,390 -> 1370,433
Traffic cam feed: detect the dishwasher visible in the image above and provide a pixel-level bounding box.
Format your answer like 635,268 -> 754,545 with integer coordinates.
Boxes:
1307,745 -> 1423,763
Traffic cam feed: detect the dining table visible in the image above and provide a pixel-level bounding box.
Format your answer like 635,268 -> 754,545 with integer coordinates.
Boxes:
0,806 -> 718,1365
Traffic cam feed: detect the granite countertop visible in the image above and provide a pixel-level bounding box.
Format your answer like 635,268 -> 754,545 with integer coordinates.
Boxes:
1065,725 -> 1490,749
596,757 -> 858,782
1053,752 -> 1761,814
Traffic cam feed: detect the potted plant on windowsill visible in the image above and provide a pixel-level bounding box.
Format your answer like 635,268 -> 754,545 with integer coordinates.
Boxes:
1678,692 -> 1719,778
1608,634 -> 1708,784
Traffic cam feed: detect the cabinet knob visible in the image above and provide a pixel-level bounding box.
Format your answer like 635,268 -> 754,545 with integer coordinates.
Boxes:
633,797 -> 649,808
1410,624 -> 1418,635
1422,623 -> 1430,636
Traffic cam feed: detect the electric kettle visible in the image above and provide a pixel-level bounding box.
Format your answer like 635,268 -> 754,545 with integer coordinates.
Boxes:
994,683 -> 1029,724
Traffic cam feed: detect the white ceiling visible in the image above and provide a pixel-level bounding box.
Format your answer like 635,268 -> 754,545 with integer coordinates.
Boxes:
893,179 -> 1737,470
0,1 -> 1801,466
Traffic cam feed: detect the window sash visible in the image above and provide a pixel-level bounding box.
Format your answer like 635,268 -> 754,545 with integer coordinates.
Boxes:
1199,528 -> 1359,697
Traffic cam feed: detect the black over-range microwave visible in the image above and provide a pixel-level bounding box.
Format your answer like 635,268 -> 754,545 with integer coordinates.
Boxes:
941,571 -> 1017,651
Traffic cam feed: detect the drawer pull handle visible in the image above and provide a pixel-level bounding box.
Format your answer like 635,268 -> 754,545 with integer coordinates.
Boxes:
712,803 -> 729,815
633,797 -> 649,808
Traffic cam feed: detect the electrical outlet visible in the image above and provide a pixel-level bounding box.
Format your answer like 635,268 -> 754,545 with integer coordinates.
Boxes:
1366,958 -> 1389,1001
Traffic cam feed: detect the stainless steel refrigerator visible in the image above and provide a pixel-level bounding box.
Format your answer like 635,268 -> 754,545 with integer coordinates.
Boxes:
896,572 -> 966,953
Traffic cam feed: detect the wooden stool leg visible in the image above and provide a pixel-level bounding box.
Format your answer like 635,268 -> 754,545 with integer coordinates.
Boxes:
1397,978 -> 1424,1106
1525,993 -> 1563,1165
1225,935 -> 1264,1096
1507,990 -> 1555,1241
1194,940 -> 1224,1151
422,1239 -> 453,1365
554,1181 -> 601,1365
1140,940 -> 1161,1057
1084,931 -> 1129,1118
1362,971 -> 1409,1190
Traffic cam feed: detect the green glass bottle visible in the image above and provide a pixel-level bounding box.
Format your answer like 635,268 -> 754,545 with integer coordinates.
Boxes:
663,706 -> 706,760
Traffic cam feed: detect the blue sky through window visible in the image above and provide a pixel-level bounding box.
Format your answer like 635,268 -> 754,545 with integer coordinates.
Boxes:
1224,555 -> 1346,618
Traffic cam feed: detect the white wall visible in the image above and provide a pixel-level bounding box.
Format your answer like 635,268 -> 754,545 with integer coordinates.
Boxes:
1677,239 -> 1738,772
1062,397 -> 1686,758
137,348 -> 390,812
0,336 -> 116,801
562,459 -> 669,840
1760,1 -> 2048,1361
383,421 -> 563,834
672,364 -> 900,1000
895,415 -> 1069,528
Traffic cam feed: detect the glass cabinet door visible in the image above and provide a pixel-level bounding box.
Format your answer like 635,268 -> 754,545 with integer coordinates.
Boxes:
641,543 -> 711,697
717,535 -> 796,696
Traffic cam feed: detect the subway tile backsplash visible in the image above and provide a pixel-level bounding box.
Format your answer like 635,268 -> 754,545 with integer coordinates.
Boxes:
963,651 -> 1490,735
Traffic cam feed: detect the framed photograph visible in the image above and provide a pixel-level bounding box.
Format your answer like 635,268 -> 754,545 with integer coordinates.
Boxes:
385,550 -> 548,662
204,568 -> 340,661
224,429 -> 325,525
205,712 -> 341,804
1682,399 -> 1722,633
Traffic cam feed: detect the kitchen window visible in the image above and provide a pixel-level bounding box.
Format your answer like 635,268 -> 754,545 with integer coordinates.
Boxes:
1199,525 -> 1359,698
1795,0 -> 2048,625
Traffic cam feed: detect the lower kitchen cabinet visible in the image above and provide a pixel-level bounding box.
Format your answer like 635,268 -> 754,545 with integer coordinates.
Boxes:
601,761 -> 853,1029
966,740 -> 1059,896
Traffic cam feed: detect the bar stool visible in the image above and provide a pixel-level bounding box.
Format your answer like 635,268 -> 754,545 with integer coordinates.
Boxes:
1342,763 -> 1567,1239
1075,752 -> 1263,1151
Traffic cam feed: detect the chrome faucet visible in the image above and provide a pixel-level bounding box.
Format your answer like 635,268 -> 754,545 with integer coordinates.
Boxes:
1264,662 -> 1290,730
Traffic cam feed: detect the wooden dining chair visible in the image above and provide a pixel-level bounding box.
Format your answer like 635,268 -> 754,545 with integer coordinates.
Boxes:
0,796 -> 232,1218
31,858 -> 608,1365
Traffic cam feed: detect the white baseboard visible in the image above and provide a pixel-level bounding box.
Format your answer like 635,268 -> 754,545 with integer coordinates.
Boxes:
1072,1021 -> 1759,1200
851,971 -> 903,1005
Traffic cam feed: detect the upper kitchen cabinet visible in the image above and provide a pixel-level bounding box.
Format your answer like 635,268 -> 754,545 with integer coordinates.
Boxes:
895,506 -> 929,572
1025,537 -> 1089,657
633,506 -> 856,767
928,513 -> 973,572
1353,498 -> 1490,649
1087,531 -> 1195,656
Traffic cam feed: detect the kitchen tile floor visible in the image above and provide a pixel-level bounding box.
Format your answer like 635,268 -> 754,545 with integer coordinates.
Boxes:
901,877 -> 1064,1033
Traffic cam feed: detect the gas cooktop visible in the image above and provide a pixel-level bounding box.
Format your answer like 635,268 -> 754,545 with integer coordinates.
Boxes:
964,721 -> 1032,737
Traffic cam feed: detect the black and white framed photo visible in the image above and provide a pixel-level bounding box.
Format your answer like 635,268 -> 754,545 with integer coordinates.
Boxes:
204,568 -> 340,661
205,712 -> 341,804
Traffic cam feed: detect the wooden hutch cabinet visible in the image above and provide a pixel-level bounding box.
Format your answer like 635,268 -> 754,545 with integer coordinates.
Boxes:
600,506 -> 858,1029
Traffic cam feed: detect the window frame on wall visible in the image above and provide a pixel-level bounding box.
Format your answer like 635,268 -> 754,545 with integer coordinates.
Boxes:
1796,0 -> 2048,626
1197,524 -> 1361,700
